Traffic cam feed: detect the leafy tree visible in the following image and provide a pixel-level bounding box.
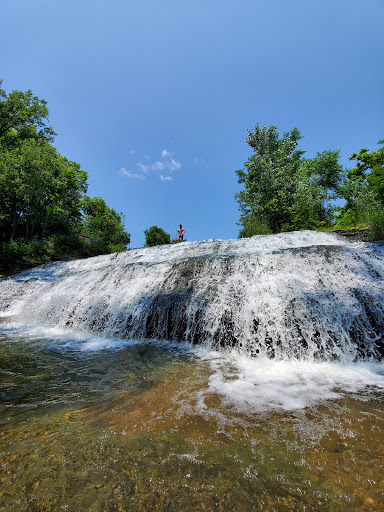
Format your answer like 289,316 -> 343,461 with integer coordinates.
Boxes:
0,80 -> 55,149
0,138 -> 87,241
238,216 -> 272,238
0,81 -> 132,264
0,82 -> 88,242
235,123 -> 344,235
235,124 -> 304,233
350,141 -> 384,201
290,150 -> 343,230
144,225 -> 170,247
81,195 -> 130,247
337,140 -> 384,227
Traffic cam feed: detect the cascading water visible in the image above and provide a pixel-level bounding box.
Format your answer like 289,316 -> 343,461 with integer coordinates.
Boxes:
1,230 -> 383,361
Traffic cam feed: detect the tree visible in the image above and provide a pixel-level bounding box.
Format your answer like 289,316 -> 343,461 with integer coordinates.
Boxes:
81,196 -> 130,247
235,124 -> 304,233
0,81 -> 56,149
144,225 -> 170,247
337,140 -> 384,227
0,82 -> 88,241
290,149 -> 343,230
0,81 -> 132,261
0,138 -> 88,241
238,217 -> 272,238
235,123 -> 344,235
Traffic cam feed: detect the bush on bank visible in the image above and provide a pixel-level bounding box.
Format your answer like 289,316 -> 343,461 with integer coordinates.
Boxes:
0,235 -> 126,276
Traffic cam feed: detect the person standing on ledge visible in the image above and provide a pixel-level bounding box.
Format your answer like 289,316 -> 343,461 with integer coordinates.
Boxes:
177,224 -> 186,242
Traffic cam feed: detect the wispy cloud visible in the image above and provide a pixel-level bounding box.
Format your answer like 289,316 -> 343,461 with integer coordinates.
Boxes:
137,161 -> 165,173
119,168 -> 145,180
120,150 -> 180,181
161,149 -> 171,159
169,159 -> 181,171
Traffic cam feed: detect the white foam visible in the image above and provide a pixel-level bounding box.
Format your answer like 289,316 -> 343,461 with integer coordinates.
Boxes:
0,322 -> 138,352
0,230 -> 383,362
2,320 -> 383,411
197,349 -> 384,412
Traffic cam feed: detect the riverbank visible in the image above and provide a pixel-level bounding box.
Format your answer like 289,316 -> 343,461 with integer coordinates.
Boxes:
0,235 -> 127,278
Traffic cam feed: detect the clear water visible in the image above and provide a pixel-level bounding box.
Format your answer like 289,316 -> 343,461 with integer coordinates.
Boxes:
1,232 -> 384,510
1,325 -> 384,511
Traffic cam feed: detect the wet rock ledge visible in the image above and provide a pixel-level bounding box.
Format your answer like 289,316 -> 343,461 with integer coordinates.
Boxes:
331,228 -> 369,242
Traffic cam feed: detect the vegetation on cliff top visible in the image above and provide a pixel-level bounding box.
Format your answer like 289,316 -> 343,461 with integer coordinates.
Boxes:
235,123 -> 383,241
0,81 -> 130,274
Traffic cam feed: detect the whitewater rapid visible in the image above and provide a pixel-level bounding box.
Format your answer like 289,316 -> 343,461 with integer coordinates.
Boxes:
0,231 -> 383,362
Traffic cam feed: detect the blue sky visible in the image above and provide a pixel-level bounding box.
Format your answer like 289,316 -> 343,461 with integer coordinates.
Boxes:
2,0 -> 383,246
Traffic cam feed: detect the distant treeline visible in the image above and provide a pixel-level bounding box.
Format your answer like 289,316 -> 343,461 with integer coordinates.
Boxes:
0,81 -> 130,272
235,124 -> 384,240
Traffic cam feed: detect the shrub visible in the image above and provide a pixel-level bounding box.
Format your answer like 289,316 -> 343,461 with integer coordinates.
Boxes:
0,238 -> 49,272
107,243 -> 127,253
89,239 -> 110,255
144,226 -> 170,247
367,208 -> 384,241
51,234 -> 86,255
238,219 -> 273,238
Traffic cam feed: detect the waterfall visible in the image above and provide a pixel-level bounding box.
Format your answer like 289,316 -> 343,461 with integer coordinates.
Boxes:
0,231 -> 383,362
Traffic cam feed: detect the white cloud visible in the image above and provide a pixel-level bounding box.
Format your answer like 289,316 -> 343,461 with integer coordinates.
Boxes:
169,159 -> 181,171
153,161 -> 166,171
119,168 -> 145,180
161,149 -> 172,159
138,161 -> 167,172
137,162 -> 150,173
120,150 -> 181,181
137,151 -> 181,174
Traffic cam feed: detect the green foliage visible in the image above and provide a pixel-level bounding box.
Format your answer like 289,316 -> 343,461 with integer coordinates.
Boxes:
170,238 -> 187,244
0,139 -> 88,241
238,217 -> 272,238
0,85 -> 56,149
0,82 -> 131,270
235,124 -> 343,234
0,82 -> 88,242
80,196 -> 130,247
88,239 -> 110,255
235,124 -> 303,232
50,234 -> 86,254
144,226 -> 170,247
0,238 -> 49,271
337,141 -> 384,229
0,234 -> 130,274
107,243 -> 128,253
367,207 -> 384,241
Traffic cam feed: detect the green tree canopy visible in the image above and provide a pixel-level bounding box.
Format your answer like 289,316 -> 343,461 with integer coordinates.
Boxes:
0,139 -> 87,241
337,140 -> 384,227
0,81 -> 132,261
0,82 -> 88,242
235,123 -> 344,235
81,195 -> 130,247
0,81 -> 56,149
144,225 -> 170,247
